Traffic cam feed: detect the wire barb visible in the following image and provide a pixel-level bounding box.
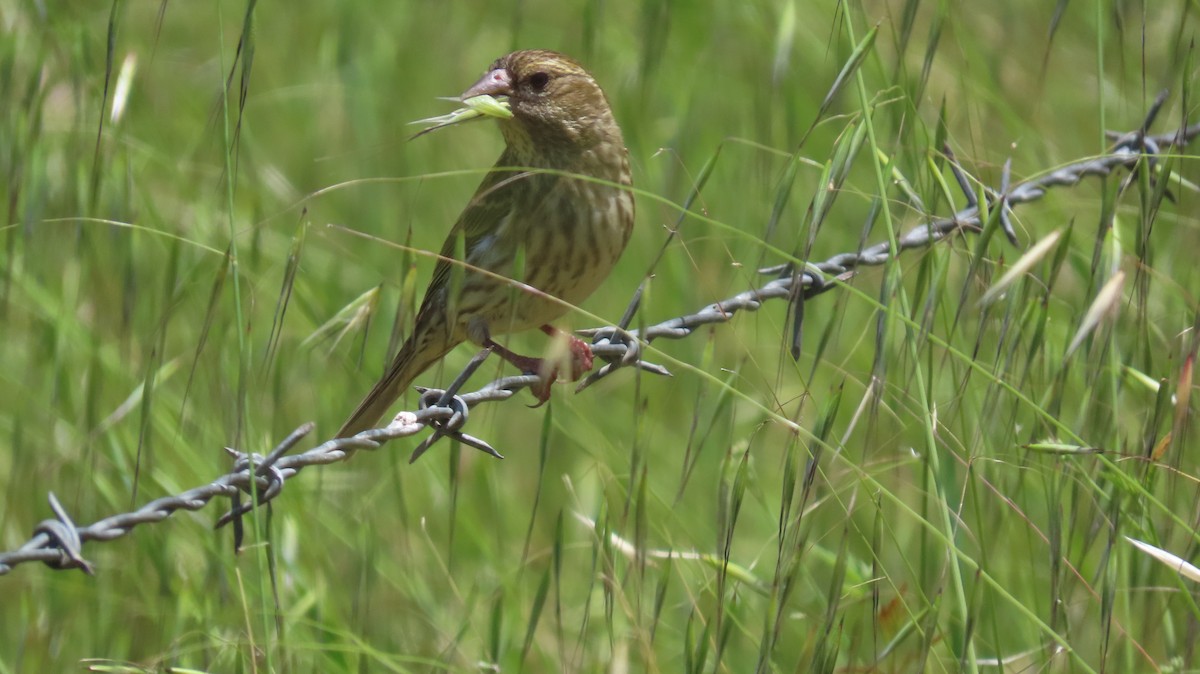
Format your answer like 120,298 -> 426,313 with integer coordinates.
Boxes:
33,493 -> 94,574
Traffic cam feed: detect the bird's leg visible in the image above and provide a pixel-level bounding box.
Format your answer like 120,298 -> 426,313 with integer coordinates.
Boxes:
482,338 -> 545,377
481,337 -> 556,404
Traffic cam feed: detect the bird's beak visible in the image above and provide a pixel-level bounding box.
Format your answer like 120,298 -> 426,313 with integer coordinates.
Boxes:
461,68 -> 512,100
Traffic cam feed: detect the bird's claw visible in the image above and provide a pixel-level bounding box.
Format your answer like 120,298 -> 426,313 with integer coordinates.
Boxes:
527,375 -> 555,408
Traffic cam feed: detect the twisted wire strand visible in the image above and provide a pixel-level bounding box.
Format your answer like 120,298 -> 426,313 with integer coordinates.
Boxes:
2,108 -> 1195,576
579,114 -> 1198,387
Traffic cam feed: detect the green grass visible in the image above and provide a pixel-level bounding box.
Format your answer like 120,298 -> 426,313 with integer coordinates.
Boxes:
3,0 -> 1200,672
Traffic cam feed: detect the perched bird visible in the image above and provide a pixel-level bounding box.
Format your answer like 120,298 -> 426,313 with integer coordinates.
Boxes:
338,50 -> 634,438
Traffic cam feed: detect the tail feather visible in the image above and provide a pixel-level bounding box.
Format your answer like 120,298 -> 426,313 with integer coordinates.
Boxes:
337,336 -> 455,439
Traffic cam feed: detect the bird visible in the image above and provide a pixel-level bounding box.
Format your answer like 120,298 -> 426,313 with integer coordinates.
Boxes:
337,50 -> 635,439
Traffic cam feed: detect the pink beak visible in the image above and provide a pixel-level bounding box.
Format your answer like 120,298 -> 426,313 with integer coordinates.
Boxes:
461,68 -> 513,99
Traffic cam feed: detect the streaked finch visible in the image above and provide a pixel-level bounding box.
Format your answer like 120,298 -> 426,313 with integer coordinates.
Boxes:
338,50 -> 634,438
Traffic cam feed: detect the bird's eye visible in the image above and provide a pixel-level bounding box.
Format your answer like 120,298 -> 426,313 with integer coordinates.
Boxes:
528,71 -> 550,92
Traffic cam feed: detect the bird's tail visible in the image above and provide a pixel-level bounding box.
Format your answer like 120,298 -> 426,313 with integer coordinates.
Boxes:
337,334 -> 454,439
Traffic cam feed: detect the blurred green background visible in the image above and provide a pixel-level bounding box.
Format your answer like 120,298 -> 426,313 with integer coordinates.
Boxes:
3,1 -> 1199,672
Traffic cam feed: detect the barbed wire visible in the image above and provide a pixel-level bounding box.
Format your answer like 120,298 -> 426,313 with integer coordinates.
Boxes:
580,93 -> 1195,387
3,96 -> 1196,576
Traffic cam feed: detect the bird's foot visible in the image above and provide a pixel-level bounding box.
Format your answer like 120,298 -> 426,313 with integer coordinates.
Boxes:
483,326 -> 595,406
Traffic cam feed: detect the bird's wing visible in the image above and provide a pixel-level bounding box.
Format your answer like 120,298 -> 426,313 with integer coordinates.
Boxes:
422,149 -> 555,303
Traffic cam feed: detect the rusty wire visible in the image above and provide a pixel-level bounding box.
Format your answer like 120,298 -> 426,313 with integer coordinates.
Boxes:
2,101 -> 1196,576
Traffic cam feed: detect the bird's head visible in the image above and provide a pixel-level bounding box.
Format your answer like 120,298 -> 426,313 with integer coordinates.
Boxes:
461,50 -> 623,162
